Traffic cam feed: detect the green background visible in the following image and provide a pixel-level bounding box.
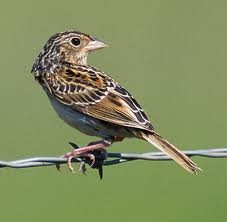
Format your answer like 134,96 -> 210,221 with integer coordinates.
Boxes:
0,0 -> 226,221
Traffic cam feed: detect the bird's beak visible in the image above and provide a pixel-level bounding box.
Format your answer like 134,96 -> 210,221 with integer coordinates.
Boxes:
85,39 -> 108,52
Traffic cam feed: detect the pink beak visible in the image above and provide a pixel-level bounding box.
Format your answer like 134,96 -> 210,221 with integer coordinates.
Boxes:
85,40 -> 108,52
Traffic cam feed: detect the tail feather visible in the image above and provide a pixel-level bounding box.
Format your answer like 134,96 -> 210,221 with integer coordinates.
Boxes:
142,131 -> 201,174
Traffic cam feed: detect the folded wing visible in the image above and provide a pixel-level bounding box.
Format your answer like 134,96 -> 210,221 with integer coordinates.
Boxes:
44,65 -> 153,131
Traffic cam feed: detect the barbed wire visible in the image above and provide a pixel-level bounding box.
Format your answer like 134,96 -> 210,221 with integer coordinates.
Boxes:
0,147 -> 226,169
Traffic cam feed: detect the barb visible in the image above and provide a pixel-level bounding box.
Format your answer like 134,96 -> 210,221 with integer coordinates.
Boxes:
0,148 -> 226,169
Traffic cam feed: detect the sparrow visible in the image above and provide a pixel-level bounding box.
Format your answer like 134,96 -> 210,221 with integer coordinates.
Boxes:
31,30 -> 200,174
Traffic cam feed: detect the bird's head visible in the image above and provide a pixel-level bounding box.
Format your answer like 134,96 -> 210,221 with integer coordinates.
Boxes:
31,30 -> 107,76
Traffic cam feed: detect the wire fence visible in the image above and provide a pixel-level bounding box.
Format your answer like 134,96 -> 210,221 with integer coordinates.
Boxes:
0,147 -> 227,171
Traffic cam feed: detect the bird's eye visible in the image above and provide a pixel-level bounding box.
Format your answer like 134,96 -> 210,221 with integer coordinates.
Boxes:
71,37 -> 81,46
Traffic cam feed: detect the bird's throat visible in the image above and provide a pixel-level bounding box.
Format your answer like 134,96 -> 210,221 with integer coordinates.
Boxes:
76,52 -> 88,66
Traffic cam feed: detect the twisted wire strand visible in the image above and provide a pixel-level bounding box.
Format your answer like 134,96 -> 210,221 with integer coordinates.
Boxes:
0,148 -> 226,169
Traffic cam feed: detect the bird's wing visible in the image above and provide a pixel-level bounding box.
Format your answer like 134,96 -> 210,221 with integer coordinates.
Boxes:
43,65 -> 153,131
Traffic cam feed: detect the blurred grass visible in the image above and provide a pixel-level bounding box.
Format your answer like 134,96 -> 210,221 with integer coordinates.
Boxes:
0,0 -> 227,221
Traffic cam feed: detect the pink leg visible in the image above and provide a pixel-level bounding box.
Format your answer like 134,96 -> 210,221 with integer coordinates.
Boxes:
63,138 -> 113,172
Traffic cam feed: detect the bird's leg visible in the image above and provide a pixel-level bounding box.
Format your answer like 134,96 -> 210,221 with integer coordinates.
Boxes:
64,137 -> 114,172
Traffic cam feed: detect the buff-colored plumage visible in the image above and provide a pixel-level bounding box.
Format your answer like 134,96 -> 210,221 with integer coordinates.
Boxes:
31,31 -> 200,174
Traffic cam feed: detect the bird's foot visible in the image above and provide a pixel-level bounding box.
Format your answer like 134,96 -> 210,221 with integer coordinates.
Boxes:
63,139 -> 113,174
77,149 -> 107,179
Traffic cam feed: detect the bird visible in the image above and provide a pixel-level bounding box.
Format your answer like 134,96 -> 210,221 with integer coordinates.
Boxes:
31,30 -> 200,174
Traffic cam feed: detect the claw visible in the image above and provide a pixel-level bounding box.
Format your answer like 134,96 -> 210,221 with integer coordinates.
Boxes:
86,153 -> 96,166
78,161 -> 87,175
66,155 -> 75,173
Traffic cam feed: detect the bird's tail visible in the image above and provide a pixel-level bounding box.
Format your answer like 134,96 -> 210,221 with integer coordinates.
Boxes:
141,131 -> 201,174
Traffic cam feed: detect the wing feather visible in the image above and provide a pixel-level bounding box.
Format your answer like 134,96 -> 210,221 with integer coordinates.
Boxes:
43,65 -> 153,131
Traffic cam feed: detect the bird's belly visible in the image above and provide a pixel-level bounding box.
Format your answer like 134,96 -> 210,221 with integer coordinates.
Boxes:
47,95 -> 132,138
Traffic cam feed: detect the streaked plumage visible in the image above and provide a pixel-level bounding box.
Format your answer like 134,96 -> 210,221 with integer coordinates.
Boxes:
31,31 -> 200,174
